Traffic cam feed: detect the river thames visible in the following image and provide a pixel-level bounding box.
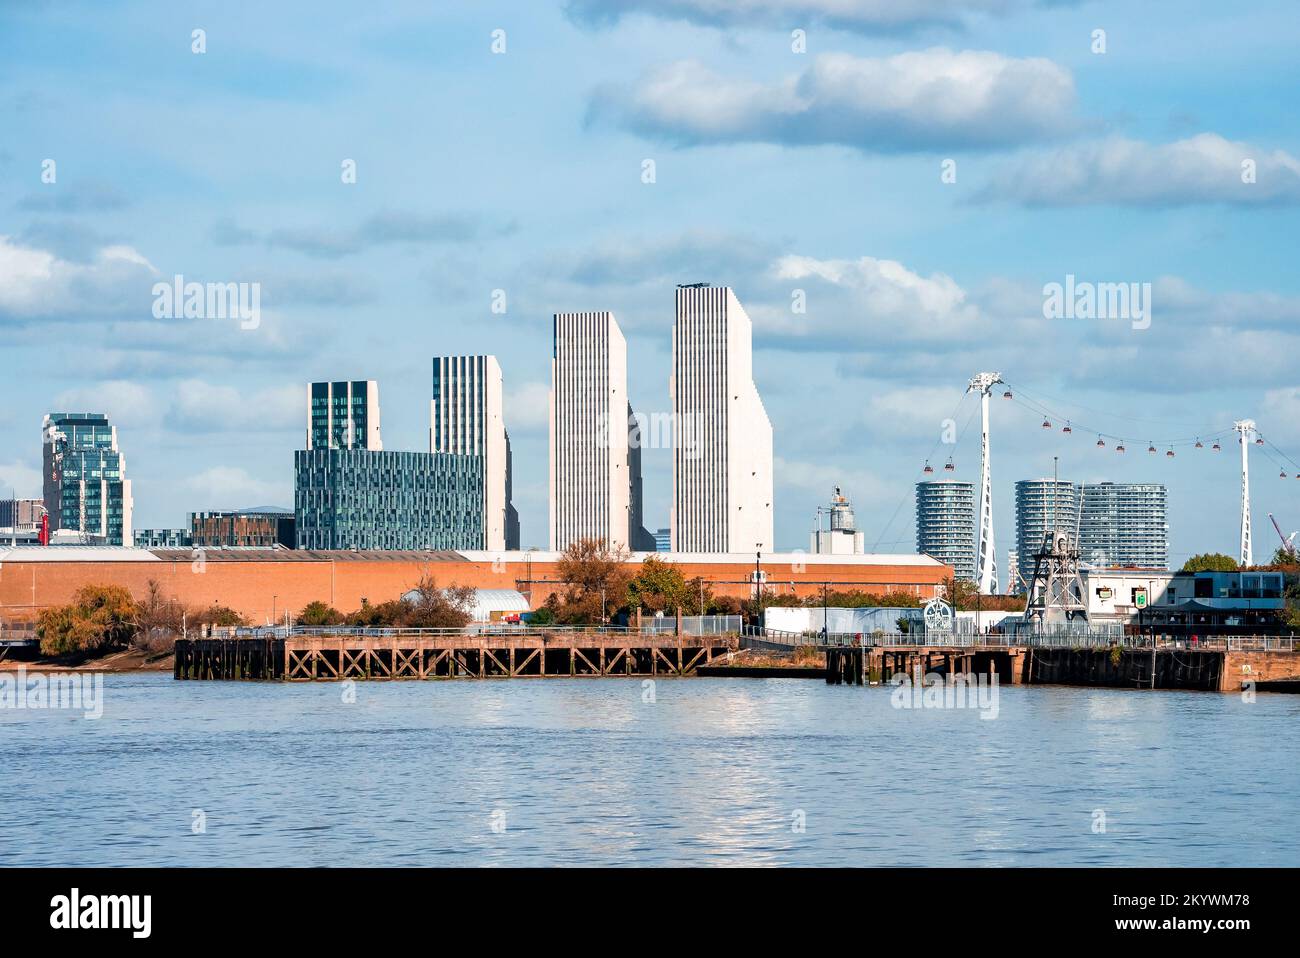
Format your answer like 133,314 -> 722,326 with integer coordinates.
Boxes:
2,674 -> 1296,867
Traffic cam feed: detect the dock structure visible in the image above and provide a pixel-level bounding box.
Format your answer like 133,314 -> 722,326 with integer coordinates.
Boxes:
175,629 -> 738,681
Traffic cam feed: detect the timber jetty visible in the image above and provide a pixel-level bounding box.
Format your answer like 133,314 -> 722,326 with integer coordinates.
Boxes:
172,627 -> 1300,693
174,627 -> 735,681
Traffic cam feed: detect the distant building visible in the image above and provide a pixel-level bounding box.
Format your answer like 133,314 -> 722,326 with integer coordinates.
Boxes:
0,498 -> 44,531
654,528 -> 671,553
1078,482 -> 1168,569
670,286 -> 773,553
431,356 -> 518,551
915,480 -> 976,581
812,487 -> 865,555
191,511 -> 293,549
42,412 -> 133,546
1006,549 -> 1020,595
134,528 -> 193,548
308,381 -> 382,451
294,449 -> 484,550
549,312 -> 653,552
1015,479 -> 1079,591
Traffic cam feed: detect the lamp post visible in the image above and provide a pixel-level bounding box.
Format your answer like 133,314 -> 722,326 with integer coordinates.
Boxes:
754,547 -> 763,625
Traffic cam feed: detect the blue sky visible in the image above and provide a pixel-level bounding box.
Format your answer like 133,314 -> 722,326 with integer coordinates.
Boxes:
1,0 -> 1298,578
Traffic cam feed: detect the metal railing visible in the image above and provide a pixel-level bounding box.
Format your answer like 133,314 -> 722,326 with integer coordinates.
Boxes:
743,627 -> 1299,652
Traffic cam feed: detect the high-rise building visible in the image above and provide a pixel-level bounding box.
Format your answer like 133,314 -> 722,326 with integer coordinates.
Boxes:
813,487 -> 865,555
1015,479 -> 1079,591
294,449 -> 484,550
1078,482 -> 1169,569
670,286 -> 773,553
549,312 -> 653,551
42,413 -> 133,546
654,528 -> 671,553
915,480 -> 976,581
307,381 -> 382,451
431,356 -> 518,551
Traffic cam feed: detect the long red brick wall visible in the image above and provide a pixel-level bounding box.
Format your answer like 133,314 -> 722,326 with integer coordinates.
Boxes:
0,553 -> 951,626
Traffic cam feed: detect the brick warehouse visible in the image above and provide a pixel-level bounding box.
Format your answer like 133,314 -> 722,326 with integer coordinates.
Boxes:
0,548 -> 950,626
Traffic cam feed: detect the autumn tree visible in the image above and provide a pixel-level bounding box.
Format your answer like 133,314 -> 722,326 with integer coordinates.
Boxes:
550,538 -> 631,624
37,584 -> 139,656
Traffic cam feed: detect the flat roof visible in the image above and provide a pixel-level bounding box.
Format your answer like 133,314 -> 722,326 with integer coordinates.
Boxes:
0,547 -> 944,567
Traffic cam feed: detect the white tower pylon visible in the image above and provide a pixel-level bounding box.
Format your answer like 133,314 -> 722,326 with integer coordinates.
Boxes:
968,372 -> 1003,594
1234,419 -> 1256,566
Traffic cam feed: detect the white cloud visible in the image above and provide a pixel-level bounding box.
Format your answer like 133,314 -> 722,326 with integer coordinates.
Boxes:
0,235 -> 158,322
979,134 -> 1300,206
0,459 -> 42,499
53,381 -> 160,429
184,467 -> 288,511
504,382 -> 551,433
167,380 -> 302,432
761,253 -> 984,343
589,49 -> 1075,152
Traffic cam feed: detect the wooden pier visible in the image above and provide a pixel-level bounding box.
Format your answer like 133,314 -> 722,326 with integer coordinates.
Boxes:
174,631 -> 737,681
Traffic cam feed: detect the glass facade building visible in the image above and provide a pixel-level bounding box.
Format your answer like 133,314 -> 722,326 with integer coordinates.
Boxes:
1014,479 -> 1079,593
308,381 -> 382,451
1078,482 -> 1169,570
915,480 -> 976,581
294,449 -> 484,550
42,412 -> 133,546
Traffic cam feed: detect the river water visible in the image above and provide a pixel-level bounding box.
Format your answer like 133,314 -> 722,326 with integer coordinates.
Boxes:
2,673 -> 1296,867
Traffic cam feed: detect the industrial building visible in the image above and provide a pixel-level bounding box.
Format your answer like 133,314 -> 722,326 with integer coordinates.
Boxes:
812,487 -> 865,555
0,548 -> 952,628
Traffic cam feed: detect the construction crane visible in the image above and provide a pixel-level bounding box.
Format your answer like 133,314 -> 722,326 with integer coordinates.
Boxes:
1269,514 -> 1297,558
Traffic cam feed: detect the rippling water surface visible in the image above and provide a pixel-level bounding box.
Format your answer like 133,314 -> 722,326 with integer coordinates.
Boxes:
2,674 -> 1297,866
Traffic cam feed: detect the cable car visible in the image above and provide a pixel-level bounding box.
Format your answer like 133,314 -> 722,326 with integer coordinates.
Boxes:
1256,436 -> 1265,446
1166,449 -> 1175,458
1062,421 -> 1072,434
1212,442 -> 1221,451
943,457 -> 955,472
1002,390 -> 1013,399
1281,470 -> 1289,479
1116,444 -> 1126,453
923,460 -> 934,475
1148,443 -> 1157,454
1041,419 -> 1051,429
1195,438 -> 1203,448
1096,436 -> 1105,447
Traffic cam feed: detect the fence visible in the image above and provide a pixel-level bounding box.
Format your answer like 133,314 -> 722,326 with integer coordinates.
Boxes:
744,627 -> 1297,652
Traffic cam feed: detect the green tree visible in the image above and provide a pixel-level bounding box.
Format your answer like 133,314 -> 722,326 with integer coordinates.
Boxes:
298,600 -> 344,626
1181,552 -> 1240,573
626,555 -> 692,613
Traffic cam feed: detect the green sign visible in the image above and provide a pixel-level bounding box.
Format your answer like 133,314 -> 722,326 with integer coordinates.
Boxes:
1134,590 -> 1148,609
